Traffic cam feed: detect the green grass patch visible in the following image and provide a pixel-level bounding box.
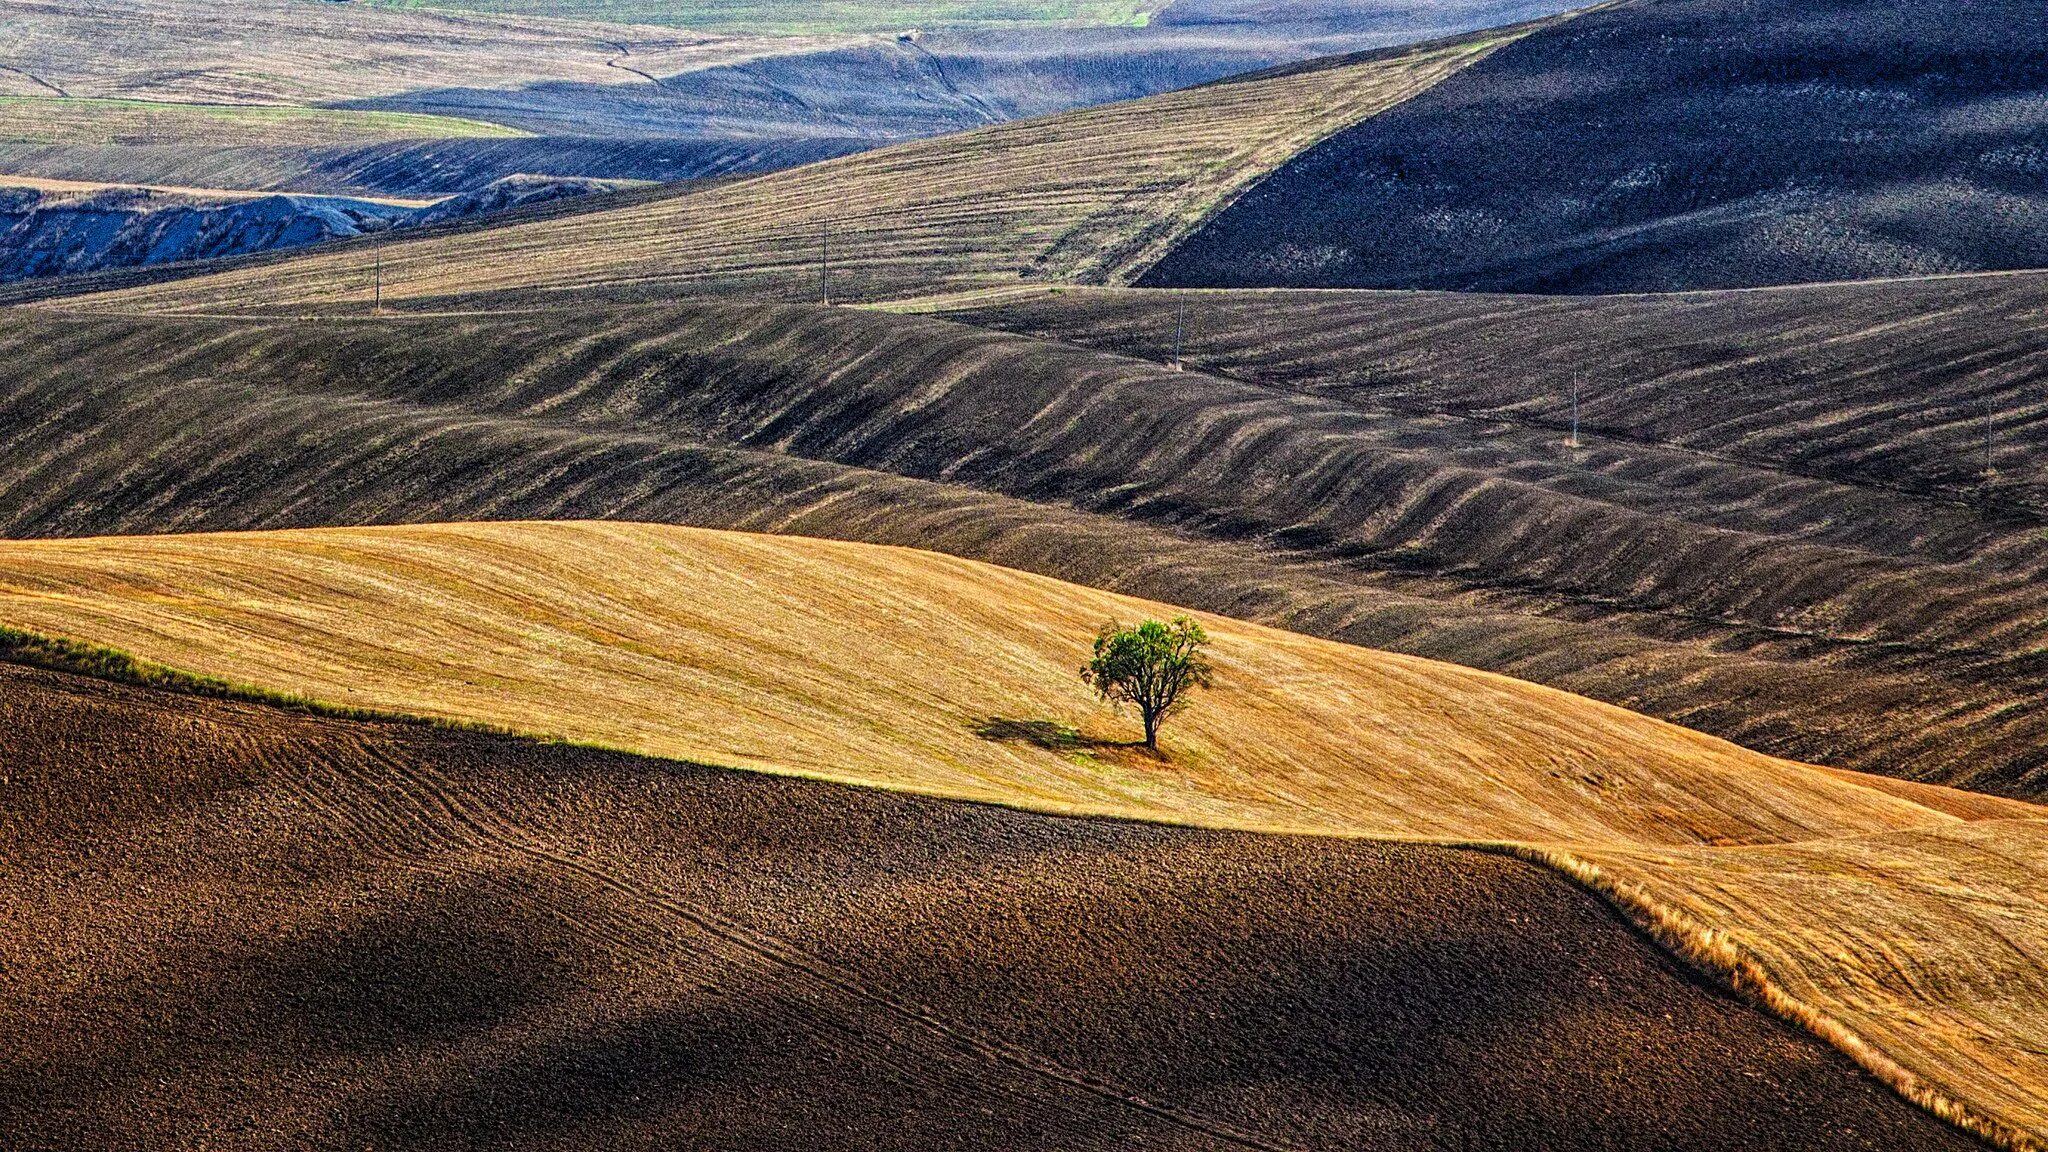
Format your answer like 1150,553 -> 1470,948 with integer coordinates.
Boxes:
357,0 -> 1168,35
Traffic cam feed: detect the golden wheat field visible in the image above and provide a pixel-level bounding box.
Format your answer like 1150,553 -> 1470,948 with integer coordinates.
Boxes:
56,24 -> 1545,313
0,520 -> 2043,1147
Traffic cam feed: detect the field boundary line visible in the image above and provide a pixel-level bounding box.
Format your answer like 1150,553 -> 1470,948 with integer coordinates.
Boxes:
1502,843 -> 2043,1152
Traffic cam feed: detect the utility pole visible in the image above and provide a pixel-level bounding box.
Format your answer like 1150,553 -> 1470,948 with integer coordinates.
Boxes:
1984,400 -> 1995,479
1569,374 -> 1581,450
372,249 -> 383,318
1171,299 -> 1186,371
820,219 -> 832,307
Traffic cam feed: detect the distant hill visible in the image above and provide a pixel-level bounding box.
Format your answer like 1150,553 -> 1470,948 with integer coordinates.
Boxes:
1143,0 -> 2048,294
0,0 -> 1570,277
47,30 -> 1537,308
0,176 -> 628,283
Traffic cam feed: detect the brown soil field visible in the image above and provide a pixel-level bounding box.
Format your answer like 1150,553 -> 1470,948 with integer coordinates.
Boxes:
48,23 -> 1545,311
0,663 -> 1988,1152
4,295 -> 2047,799
0,520 -> 2043,1144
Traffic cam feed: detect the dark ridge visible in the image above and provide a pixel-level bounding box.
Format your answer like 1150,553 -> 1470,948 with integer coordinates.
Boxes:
6,297 -> 2048,795
0,663 -> 1982,1151
1142,0 -> 2048,294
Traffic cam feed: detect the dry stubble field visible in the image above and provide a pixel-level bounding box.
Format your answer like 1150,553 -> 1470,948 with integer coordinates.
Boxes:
0,520 -> 2043,1146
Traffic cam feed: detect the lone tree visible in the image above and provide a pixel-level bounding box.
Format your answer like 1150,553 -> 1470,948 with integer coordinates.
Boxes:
1081,617 -> 1213,750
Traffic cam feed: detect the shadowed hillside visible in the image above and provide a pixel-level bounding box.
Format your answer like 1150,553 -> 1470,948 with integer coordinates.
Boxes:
1143,0 -> 2048,293
0,663 -> 1975,1152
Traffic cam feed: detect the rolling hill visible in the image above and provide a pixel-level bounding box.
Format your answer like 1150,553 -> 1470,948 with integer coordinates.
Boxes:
9,3 -> 2048,1146
0,176 -> 632,283
0,0 -> 1573,268
355,0 -> 1171,35
48,22 -> 1546,308
0,520 -> 2041,1147
6,291 -> 2048,801
1141,0 -> 2048,293
1,661 -> 1971,1152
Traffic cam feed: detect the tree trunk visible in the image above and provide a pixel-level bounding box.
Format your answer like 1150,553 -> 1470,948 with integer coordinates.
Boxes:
1143,711 -> 1158,750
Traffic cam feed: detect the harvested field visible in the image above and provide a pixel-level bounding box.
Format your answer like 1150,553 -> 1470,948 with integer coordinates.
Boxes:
0,662 -> 1971,1152
0,136 -> 864,201
0,97 -> 529,150
4,298 -> 2047,797
0,174 -> 443,209
0,521 -> 2040,1145
0,520 -> 1951,841
54,26 -> 1540,310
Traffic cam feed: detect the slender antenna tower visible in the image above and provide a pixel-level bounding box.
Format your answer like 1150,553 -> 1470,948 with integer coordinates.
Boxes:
1172,299 -> 1186,371
1569,374 -> 1581,449
820,219 -> 832,307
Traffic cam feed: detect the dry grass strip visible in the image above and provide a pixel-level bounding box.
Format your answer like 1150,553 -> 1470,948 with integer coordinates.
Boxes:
2,520 -> 2047,1145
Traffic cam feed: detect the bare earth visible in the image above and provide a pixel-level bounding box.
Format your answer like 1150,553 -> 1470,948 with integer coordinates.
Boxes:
0,663 -> 1980,1151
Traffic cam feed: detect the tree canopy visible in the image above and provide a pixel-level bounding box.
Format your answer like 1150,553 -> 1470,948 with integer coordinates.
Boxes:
1081,616 -> 1212,750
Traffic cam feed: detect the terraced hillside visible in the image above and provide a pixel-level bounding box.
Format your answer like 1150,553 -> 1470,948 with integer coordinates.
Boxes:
1,663 -> 1971,1152
56,25 -> 1540,309
1143,0 -> 2048,293
0,521 -> 2041,1146
6,296 -> 2048,800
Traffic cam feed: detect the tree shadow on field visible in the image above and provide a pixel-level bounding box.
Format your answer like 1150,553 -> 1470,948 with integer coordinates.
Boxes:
972,717 -> 1163,761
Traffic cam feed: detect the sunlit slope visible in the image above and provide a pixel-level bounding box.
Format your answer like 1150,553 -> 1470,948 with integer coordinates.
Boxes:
0,520 -> 1946,844
2,520 -> 2046,1145
63,28 -> 1538,312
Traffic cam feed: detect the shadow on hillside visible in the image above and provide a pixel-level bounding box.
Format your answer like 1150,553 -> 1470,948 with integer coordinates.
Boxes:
972,717 -> 1149,756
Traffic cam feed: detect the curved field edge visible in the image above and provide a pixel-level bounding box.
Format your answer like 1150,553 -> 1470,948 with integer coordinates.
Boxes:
8,662 -> 1979,1151
0,622 -> 2028,1151
2,520 -> 2045,1146
1528,847 -> 2042,1152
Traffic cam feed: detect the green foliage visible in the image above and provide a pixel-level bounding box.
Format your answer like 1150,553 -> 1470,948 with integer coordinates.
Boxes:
1080,615 -> 1212,749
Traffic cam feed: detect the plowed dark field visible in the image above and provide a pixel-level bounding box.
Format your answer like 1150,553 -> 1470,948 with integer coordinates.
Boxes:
0,662 -> 1981,1151
1143,0 -> 2048,293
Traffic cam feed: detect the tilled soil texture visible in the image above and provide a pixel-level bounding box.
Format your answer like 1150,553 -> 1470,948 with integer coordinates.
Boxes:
0,664 -> 1979,1152
1141,0 -> 2048,293
7,297 -> 2048,797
